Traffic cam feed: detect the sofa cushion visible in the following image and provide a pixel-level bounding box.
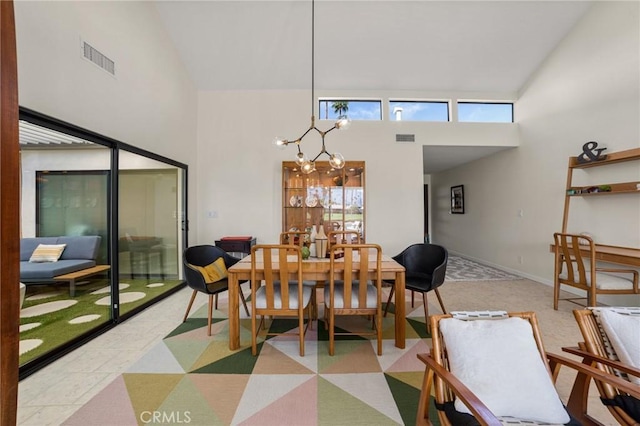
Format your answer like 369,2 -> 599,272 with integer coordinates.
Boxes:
20,237 -> 59,261
57,236 -> 101,260
29,244 -> 67,263
20,259 -> 96,281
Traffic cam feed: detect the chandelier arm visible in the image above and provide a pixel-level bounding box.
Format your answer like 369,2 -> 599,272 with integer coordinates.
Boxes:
311,150 -> 325,163
323,125 -> 338,135
295,124 -> 315,143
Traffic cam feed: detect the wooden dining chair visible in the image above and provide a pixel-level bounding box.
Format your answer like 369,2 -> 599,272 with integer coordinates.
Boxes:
324,243 -> 383,356
416,311 -> 640,425
250,244 -> 314,356
553,232 -> 638,309
565,308 -> 640,425
327,230 -> 361,250
279,230 -> 310,247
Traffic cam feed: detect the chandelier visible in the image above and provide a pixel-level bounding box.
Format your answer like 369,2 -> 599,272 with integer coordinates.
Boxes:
272,0 -> 350,174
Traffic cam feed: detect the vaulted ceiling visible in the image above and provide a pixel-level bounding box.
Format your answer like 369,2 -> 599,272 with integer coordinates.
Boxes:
153,1 -> 593,172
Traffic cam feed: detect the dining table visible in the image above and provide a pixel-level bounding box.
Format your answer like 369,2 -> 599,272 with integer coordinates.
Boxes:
226,253 -> 407,350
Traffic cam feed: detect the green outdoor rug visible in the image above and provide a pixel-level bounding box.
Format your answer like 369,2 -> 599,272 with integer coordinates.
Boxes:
20,278 -> 183,365
64,301 -> 440,425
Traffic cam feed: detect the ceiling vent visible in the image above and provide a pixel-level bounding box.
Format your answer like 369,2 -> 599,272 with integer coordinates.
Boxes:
395,134 -> 415,143
81,40 -> 115,76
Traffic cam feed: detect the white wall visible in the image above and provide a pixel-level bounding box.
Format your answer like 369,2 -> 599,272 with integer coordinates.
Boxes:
196,89 -> 517,255
15,0 -> 199,241
432,1 -> 640,304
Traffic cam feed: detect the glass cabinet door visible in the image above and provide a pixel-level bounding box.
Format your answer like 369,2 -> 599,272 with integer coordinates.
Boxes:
282,161 -> 365,241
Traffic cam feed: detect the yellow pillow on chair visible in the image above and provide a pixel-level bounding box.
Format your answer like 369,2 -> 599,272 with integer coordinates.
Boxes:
192,257 -> 228,283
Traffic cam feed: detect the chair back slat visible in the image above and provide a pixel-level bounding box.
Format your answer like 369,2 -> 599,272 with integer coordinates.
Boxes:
341,246 -> 353,308
278,245 -> 291,309
357,247 -> 370,307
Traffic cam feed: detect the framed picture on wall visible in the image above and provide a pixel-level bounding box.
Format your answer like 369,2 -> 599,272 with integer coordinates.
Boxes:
451,185 -> 464,214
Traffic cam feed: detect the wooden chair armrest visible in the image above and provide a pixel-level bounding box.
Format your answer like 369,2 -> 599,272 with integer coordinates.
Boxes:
417,353 -> 502,426
562,346 -> 640,378
547,352 -> 640,399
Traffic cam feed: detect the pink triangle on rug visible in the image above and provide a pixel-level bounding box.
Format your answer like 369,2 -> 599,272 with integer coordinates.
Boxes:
63,375 -> 137,425
238,376 -> 317,426
189,373 -> 250,425
386,338 -> 431,372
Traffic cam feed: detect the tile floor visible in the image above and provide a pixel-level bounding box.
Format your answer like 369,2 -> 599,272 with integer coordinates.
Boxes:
17,280 -> 618,425
18,286 -> 207,425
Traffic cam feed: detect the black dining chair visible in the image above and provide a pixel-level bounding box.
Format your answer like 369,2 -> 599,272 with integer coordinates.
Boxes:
183,245 -> 249,336
383,243 -> 448,332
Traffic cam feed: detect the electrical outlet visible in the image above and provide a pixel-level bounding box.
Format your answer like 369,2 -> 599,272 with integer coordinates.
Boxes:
207,210 -> 218,219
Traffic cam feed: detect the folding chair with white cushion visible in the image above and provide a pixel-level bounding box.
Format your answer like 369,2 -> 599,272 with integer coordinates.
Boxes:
566,307 -> 640,425
416,310 -> 640,425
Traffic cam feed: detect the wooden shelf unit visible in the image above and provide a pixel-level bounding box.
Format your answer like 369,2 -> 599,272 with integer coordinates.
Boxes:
282,161 -> 365,239
562,147 -> 640,232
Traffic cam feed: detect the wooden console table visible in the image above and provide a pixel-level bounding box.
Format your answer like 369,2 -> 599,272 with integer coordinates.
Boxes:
215,236 -> 256,258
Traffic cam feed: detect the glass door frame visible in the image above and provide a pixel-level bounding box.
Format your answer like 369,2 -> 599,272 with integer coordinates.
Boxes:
18,107 -> 189,379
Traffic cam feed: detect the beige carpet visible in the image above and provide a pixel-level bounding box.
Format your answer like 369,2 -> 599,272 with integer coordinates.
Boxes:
437,278 -> 616,425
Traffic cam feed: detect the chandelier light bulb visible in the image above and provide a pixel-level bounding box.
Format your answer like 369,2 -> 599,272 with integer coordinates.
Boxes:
329,153 -> 345,169
335,116 -> 351,130
273,137 -> 288,150
295,152 -> 307,165
301,160 -> 316,174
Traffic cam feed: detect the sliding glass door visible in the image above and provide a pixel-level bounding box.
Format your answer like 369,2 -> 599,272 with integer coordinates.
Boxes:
117,151 -> 185,317
18,108 -> 188,377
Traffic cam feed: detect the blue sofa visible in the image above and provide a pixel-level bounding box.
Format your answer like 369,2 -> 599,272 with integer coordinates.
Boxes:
20,236 -> 102,283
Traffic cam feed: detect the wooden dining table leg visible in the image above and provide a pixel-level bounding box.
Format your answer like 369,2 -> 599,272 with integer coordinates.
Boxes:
394,270 -> 406,349
228,272 -> 240,350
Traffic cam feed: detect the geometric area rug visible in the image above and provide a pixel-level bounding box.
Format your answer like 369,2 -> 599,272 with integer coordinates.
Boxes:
63,296 -> 441,425
445,256 -> 523,282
